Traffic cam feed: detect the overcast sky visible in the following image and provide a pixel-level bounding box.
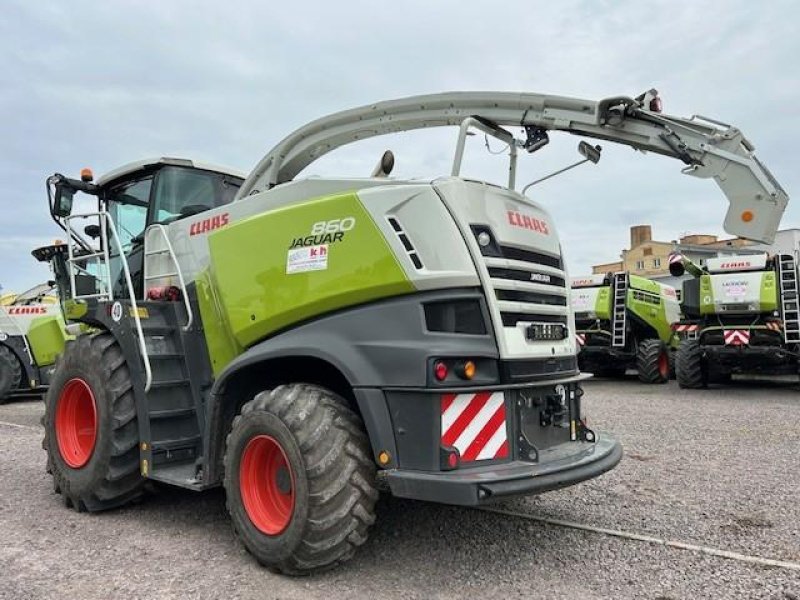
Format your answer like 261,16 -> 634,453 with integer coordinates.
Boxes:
1,0 -> 797,292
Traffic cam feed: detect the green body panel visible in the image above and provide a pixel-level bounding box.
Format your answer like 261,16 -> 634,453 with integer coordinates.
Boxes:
26,315 -> 71,367
196,269 -> 243,376
626,292 -> 671,343
759,272 -> 778,310
63,299 -> 88,321
699,274 -> 714,314
628,274 -> 660,294
594,287 -> 611,320
204,192 -> 414,371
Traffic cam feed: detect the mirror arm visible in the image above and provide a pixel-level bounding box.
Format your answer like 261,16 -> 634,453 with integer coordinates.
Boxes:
522,158 -> 590,194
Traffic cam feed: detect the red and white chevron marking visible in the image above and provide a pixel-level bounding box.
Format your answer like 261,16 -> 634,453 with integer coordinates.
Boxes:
440,392 -> 509,463
765,321 -> 782,332
669,253 -> 684,264
724,329 -> 750,345
575,333 -> 586,347
672,323 -> 699,332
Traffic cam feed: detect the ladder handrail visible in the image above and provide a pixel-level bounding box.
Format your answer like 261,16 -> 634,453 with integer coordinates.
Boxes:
64,210 -> 153,392
143,224 -> 194,331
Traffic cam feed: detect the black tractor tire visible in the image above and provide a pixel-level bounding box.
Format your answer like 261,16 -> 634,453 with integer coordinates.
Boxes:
42,332 -> 144,512
0,344 -> 22,404
668,350 -> 676,380
636,339 -> 670,384
676,339 -> 707,389
224,384 -> 378,575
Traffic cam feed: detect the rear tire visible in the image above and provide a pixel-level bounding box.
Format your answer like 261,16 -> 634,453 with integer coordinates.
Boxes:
224,383 -> 378,575
636,339 -> 670,384
676,339 -> 707,389
43,332 -> 144,511
0,344 -> 22,404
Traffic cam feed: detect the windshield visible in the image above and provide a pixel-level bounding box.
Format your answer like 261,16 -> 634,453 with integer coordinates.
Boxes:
151,166 -> 240,223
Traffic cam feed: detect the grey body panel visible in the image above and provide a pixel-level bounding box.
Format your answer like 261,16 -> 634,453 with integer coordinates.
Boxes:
212,289 -> 499,392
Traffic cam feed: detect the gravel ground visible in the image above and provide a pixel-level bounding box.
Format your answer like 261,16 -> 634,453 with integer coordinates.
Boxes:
1,379 -> 798,600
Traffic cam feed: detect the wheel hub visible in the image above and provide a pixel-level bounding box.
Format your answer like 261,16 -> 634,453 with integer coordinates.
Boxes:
54,378 -> 98,469
239,435 -> 295,535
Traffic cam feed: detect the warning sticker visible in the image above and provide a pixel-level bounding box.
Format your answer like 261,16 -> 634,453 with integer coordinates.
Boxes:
287,244 -> 328,274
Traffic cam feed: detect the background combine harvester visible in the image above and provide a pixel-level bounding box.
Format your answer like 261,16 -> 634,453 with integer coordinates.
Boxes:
571,273 -> 680,382
671,252 -> 800,386
0,283 -> 69,403
37,89 -> 787,574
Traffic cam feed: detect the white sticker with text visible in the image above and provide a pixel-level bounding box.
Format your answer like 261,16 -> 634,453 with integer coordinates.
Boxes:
287,244 -> 329,274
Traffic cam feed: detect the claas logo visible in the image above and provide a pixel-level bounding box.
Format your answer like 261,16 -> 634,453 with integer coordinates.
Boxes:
720,261 -> 751,269
7,306 -> 47,315
507,210 -> 549,234
190,213 -> 230,236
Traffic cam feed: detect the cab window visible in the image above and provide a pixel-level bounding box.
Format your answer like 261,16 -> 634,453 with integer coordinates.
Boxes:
151,166 -> 239,223
106,176 -> 152,251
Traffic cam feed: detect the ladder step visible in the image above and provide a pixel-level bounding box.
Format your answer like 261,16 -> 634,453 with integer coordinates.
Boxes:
149,379 -> 191,389
151,435 -> 201,451
150,407 -> 196,419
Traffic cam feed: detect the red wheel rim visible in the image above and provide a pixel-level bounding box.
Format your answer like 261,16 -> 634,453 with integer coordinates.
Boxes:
239,435 -> 295,535
658,352 -> 670,378
55,378 -> 97,469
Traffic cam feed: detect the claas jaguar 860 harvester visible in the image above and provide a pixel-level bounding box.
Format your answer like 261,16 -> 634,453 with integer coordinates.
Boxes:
36,89 -> 787,573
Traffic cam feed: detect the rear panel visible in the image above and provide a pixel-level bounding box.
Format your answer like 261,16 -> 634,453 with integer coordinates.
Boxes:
432,179 -> 573,361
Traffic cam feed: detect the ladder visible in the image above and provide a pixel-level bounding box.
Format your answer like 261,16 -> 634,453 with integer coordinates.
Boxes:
777,254 -> 800,343
611,272 -> 628,348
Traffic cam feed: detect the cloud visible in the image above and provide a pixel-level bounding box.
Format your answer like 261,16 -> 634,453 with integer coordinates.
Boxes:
0,0 -> 797,291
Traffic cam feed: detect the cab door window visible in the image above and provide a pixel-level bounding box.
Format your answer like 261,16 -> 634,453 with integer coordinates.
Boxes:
106,177 -> 152,251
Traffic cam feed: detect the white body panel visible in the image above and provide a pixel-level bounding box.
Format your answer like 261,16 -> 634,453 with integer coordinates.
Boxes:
709,272 -> 768,311
0,304 -> 61,337
571,286 -> 604,319
658,283 -> 682,324
432,178 -> 573,360
571,275 -> 607,288
706,254 -> 768,273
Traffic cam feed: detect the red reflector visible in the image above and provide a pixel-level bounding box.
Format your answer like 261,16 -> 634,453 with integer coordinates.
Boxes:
434,361 -> 448,381
447,452 -> 458,468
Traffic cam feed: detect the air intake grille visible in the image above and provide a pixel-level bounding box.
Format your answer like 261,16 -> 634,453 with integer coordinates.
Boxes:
387,217 -> 423,270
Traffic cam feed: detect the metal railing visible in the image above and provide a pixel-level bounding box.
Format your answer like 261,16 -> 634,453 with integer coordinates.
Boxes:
143,224 -> 194,330
64,210 -> 153,391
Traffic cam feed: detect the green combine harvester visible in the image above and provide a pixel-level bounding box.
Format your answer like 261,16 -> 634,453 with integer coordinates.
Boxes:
670,252 -> 799,386
571,273 -> 680,382
34,89 -> 787,574
0,284 -> 70,402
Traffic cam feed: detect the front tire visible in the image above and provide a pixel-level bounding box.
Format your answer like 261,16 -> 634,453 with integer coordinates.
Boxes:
43,332 -> 144,511
636,339 -> 670,384
676,339 -> 707,389
224,384 -> 378,575
0,344 -> 22,404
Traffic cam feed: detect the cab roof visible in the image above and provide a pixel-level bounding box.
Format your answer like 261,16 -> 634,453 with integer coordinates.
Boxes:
96,157 -> 246,187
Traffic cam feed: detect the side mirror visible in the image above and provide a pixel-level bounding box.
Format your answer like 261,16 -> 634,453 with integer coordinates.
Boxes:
371,150 -> 395,178
53,185 -> 74,218
84,224 -> 101,239
578,141 -> 602,164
